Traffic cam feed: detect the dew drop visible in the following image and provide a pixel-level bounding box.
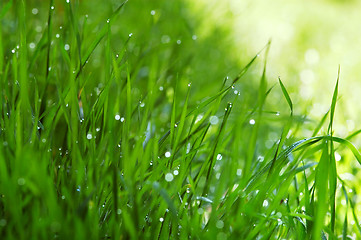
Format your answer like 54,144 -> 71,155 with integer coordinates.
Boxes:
176,40 -> 182,45
17,178 -> 26,186
51,6 -> 55,10
165,173 -> 174,182
120,117 -> 125,122
236,169 -> 242,176
249,119 -> 256,125
32,8 -> 39,15
192,35 -> 197,40
165,151 -> 171,158
173,169 -> 179,175
56,34 -> 60,38
159,217 -> 164,222
159,86 -> 164,91
216,154 -> 223,161
209,116 -> 219,125
161,35 -> 170,44
96,128 -> 101,132
150,10 -> 156,15
64,44 -> 70,51
139,102 -> 145,108
216,220 -> 224,229
129,33 -> 133,37
86,133 -> 92,140
115,114 -> 120,120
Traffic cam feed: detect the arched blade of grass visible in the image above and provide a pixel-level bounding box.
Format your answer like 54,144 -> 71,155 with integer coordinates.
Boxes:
268,77 -> 293,176
244,137 -> 323,192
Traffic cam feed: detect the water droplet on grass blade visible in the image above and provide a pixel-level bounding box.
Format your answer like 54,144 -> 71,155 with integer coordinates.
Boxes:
249,119 -> 256,125
209,116 -> 219,125
86,133 -> 92,140
165,151 -> 171,158
150,10 -> 156,15
17,178 -> 25,185
164,173 -> 174,182
159,217 -> 164,222
216,154 -> 222,161
32,8 -> 38,15
216,220 -> 224,229
161,35 -> 170,44
115,114 -> 120,120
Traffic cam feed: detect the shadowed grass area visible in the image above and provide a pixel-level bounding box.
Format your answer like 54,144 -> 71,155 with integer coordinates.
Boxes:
1,0 -> 361,239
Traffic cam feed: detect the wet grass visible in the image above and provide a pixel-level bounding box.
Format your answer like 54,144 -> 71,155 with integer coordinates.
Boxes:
1,0 -> 361,239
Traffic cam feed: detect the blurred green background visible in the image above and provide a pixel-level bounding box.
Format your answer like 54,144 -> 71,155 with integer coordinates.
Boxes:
204,0 -> 361,137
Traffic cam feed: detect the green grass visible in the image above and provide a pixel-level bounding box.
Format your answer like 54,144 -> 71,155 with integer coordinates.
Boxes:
1,0 -> 361,239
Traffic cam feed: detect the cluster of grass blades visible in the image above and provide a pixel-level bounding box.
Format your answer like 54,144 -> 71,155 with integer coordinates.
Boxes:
1,0 -> 361,239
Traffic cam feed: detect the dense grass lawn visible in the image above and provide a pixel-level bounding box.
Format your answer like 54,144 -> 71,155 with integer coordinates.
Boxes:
1,0 -> 361,239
